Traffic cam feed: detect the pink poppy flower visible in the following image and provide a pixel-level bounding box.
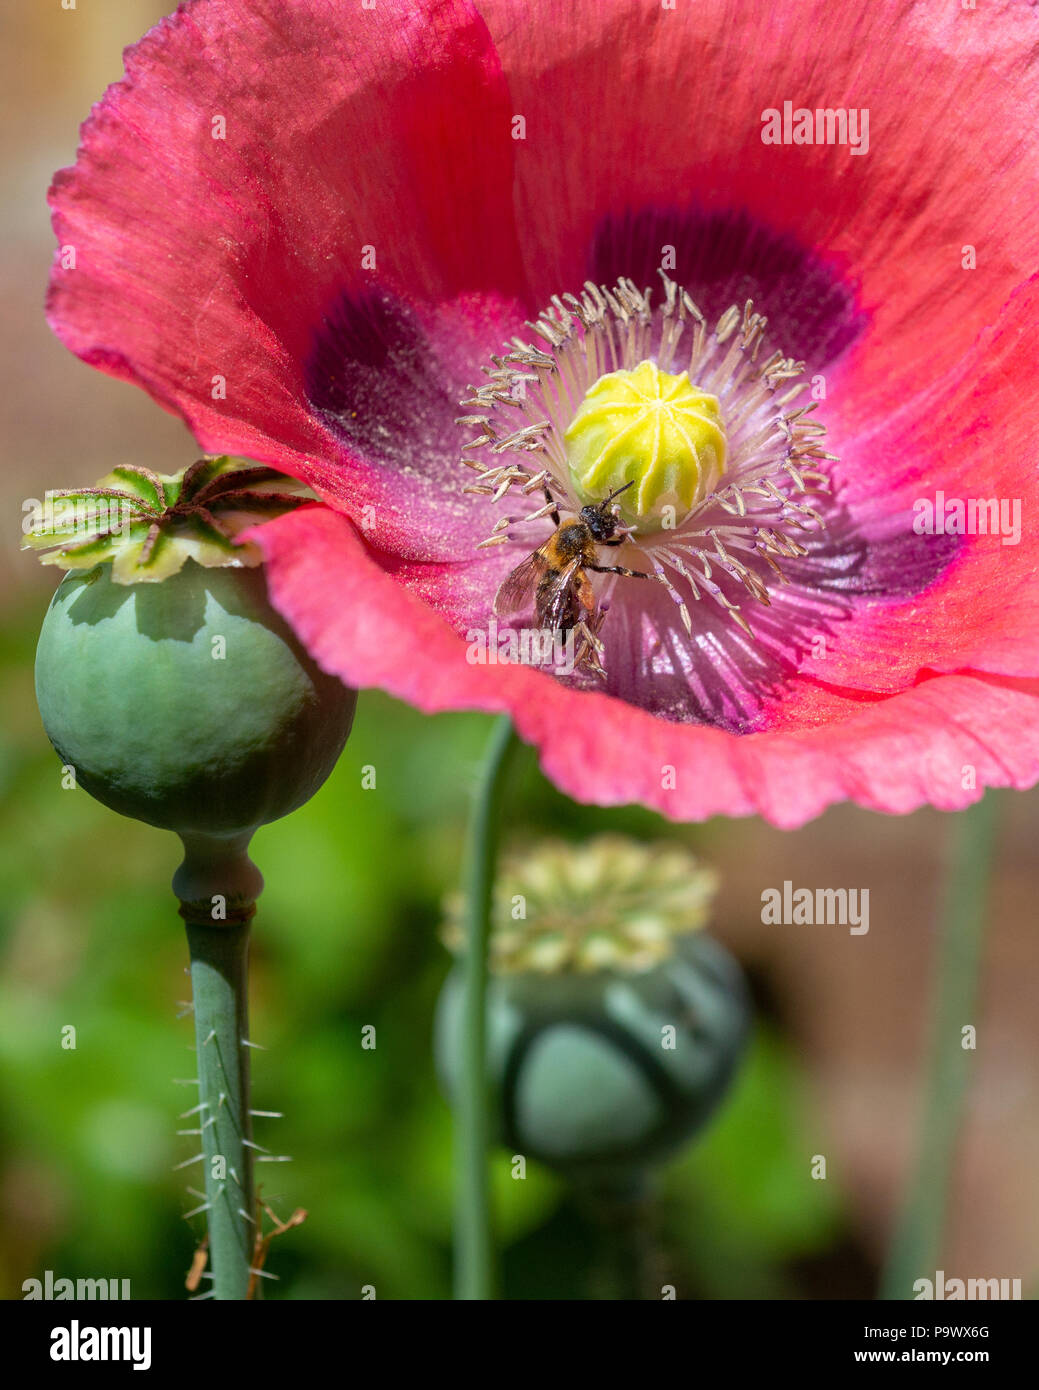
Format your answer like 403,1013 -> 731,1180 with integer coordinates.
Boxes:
46,0 -> 1039,826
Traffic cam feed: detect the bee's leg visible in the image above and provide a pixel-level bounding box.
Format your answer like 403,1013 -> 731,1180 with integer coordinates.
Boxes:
572,616 -> 607,678
574,634 -> 606,679
601,522 -> 638,546
587,563 -> 659,580
591,560 -> 696,633
541,486 -> 561,528
576,617 -> 605,654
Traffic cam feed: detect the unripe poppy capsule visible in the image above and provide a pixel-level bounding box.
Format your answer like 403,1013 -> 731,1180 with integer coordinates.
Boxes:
28,457 -> 356,910
435,837 -> 750,1183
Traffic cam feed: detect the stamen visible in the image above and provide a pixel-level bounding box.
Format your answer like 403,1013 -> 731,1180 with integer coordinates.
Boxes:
459,273 -> 835,682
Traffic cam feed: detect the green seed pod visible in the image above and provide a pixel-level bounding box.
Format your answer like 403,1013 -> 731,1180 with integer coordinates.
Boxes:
28,457 -> 355,910
35,559 -> 354,839
435,837 -> 750,1186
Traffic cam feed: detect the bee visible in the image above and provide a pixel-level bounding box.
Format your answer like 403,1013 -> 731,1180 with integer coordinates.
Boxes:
494,481 -> 659,677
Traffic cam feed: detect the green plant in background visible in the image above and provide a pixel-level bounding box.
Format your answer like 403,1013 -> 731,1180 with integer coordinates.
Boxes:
25,459 -> 356,1300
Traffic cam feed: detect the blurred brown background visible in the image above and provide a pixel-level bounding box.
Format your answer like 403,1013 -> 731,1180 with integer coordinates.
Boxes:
0,1 -> 190,608
1,1 -> 1036,1299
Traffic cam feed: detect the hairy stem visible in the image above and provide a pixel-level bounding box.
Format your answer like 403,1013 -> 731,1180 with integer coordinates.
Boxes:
454,716 -> 520,1301
177,833 -> 263,1301
879,794 -> 999,1300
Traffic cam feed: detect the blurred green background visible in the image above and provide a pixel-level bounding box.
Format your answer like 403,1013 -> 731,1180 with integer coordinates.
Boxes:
0,644 -> 848,1299
2,1 -> 1038,1302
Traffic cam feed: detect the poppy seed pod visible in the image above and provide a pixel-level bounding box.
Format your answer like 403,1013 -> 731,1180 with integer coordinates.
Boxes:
30,460 -> 355,861
35,561 -> 354,839
435,838 -> 750,1184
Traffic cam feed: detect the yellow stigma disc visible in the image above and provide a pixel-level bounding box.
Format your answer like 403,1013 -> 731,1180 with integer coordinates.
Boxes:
564,360 -> 726,529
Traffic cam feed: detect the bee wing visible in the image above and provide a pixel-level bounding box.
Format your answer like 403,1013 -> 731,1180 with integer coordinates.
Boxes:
540,557 -> 585,630
494,549 -> 548,617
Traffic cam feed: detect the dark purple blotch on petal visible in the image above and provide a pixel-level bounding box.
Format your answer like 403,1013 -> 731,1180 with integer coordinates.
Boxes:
589,205 -> 867,374
304,286 -> 499,554
789,506 -> 962,600
305,289 -> 458,470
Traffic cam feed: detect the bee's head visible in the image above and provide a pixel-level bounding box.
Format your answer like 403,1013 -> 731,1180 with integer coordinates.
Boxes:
581,481 -> 634,542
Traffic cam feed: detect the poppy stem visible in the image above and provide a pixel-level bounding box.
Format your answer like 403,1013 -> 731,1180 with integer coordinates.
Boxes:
454,715 -> 520,1300
582,1173 -> 657,1301
176,833 -> 263,1301
879,793 -> 999,1300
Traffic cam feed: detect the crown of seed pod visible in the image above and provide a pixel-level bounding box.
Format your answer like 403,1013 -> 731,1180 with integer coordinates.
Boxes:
436,836 -> 750,1186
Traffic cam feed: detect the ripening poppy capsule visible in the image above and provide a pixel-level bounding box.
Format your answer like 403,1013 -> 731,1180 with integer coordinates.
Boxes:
28,457 -> 356,910
435,836 -> 750,1186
